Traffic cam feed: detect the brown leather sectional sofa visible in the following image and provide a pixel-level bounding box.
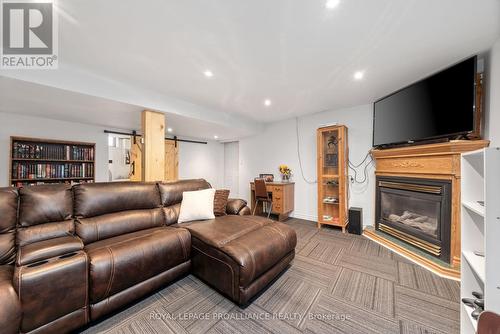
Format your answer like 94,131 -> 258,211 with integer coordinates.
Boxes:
0,179 -> 296,334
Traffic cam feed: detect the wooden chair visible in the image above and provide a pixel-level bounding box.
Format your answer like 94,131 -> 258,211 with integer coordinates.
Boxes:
478,311 -> 500,334
253,178 -> 273,219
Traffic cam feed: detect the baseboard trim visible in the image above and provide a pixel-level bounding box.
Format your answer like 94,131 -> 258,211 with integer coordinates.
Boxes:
290,212 -> 317,222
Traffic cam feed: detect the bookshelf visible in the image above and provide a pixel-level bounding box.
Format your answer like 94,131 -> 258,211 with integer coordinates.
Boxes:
317,125 -> 348,231
10,136 -> 96,187
460,147 -> 500,333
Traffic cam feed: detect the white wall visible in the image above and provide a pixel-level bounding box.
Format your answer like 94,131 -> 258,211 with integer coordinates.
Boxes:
239,104 -> 375,225
178,140 -> 224,189
224,141 -> 240,197
484,38 -> 500,146
0,112 -> 109,186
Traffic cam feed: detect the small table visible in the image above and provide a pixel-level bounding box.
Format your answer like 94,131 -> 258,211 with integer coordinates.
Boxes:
250,181 -> 295,221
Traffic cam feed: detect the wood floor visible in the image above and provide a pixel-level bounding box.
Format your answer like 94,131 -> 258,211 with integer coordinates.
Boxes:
81,218 -> 460,334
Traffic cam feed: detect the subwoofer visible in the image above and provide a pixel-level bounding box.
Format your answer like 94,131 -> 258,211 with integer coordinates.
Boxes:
348,207 -> 363,235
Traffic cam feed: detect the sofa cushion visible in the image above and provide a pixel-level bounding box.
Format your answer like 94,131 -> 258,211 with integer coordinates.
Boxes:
85,227 -> 190,303
180,215 -> 271,248
184,215 -> 297,305
220,222 -> 296,287
181,216 -> 296,287
17,221 -> 74,247
178,189 -> 216,223
225,198 -> 248,215
214,189 -> 230,216
17,236 -> 83,266
19,184 -> 73,227
19,184 -> 72,227
0,188 -> 18,265
158,179 -> 211,225
18,185 -> 74,246
76,208 -> 164,244
73,182 -> 161,218
158,179 -> 211,207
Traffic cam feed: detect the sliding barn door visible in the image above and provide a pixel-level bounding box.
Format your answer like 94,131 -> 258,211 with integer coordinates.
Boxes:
164,140 -> 179,181
129,139 -> 142,181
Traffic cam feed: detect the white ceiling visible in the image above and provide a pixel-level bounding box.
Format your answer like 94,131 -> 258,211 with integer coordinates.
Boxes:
1,0 -> 499,138
0,77 -> 243,141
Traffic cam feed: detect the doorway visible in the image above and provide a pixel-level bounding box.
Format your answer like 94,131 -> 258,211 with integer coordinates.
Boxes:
108,134 -> 132,181
108,134 -> 179,182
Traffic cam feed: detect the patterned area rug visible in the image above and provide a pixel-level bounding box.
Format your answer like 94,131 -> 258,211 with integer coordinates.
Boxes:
81,219 -> 460,334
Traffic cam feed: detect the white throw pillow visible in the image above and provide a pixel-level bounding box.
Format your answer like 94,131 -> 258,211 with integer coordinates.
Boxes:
178,188 -> 216,223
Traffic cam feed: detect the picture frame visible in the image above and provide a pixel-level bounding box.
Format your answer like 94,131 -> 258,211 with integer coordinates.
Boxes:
325,153 -> 338,167
259,173 -> 274,182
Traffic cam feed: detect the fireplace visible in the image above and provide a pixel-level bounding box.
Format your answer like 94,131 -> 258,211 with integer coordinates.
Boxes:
375,176 -> 451,262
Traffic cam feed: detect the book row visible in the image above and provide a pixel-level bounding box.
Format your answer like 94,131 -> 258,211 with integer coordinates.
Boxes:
11,180 -> 94,188
12,162 -> 95,180
12,142 -> 94,161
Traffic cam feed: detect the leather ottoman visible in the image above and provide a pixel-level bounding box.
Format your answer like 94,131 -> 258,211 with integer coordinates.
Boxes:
179,215 -> 297,305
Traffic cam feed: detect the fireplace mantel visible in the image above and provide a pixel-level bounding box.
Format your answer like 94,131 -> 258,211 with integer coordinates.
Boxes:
365,140 -> 489,279
372,140 -> 490,177
372,140 -> 490,158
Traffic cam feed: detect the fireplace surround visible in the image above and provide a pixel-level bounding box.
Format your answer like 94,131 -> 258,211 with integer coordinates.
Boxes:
375,176 -> 451,262
364,140 -> 489,279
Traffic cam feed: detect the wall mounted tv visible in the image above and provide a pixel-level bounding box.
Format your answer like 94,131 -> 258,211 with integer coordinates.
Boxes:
372,56 -> 477,148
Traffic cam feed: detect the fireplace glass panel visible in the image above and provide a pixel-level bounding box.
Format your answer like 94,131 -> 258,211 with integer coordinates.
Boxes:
380,192 -> 440,238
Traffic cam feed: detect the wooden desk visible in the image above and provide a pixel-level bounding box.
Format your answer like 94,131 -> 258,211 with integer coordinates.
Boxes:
250,182 -> 294,222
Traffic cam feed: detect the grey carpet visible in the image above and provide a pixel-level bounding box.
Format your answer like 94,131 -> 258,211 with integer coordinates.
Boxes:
80,219 -> 460,334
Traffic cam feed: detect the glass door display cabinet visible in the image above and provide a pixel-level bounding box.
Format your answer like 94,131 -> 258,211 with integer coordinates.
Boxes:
317,125 -> 348,231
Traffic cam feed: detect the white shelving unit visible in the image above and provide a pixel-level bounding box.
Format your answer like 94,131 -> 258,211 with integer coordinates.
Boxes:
460,147 -> 500,333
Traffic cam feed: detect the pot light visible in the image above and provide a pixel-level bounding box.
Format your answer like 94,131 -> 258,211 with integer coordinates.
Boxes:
264,99 -> 272,107
325,0 -> 340,10
167,128 -> 173,133
214,135 -> 219,139
203,70 -> 214,78
354,71 -> 364,80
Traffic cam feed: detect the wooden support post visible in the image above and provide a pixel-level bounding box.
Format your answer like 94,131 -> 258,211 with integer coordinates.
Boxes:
141,110 -> 165,182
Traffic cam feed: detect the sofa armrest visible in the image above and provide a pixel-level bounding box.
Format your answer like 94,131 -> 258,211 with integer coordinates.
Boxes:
17,236 -> 84,266
0,266 -> 21,334
226,198 -> 251,216
237,206 -> 252,216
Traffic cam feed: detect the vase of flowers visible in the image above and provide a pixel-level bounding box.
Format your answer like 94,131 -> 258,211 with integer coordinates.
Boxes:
279,164 -> 292,182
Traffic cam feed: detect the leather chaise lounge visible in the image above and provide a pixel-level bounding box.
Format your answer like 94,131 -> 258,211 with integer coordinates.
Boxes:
0,179 -> 297,333
158,180 -> 297,305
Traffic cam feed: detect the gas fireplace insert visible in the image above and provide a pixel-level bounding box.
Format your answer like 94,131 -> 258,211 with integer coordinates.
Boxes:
375,176 -> 452,263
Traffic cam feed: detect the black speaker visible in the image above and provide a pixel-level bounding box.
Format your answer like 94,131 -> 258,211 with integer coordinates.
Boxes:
348,207 -> 363,235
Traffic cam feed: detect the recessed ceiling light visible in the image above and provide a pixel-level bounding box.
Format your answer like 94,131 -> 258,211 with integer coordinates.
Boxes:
325,0 -> 340,10
354,71 -> 364,80
214,135 -> 219,139
264,99 -> 272,107
167,128 -> 173,133
203,70 -> 214,78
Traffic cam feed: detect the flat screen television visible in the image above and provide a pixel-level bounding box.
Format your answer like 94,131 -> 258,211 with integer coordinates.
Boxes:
372,56 -> 477,148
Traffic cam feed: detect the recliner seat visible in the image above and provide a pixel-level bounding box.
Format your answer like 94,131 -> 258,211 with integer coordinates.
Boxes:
15,184 -> 88,334
73,182 -> 191,320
